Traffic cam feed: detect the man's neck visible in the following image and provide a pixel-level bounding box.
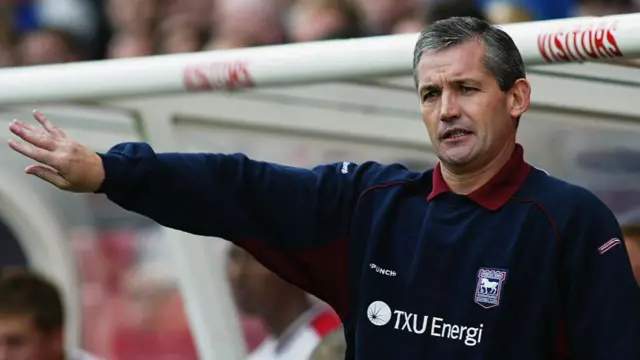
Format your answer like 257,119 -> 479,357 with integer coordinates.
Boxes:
441,142 -> 515,195
263,296 -> 312,338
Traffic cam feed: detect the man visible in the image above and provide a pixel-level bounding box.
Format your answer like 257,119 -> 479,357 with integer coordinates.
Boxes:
6,17 -> 640,359
619,208 -> 640,284
227,245 -> 341,359
0,269 -> 99,360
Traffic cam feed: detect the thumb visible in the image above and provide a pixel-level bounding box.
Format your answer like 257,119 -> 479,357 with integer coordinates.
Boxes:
25,165 -> 70,189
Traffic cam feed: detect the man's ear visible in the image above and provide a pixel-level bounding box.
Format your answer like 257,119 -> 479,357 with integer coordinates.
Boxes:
508,78 -> 531,119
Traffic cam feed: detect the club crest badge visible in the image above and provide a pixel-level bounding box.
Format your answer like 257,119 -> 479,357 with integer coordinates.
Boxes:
474,268 -> 508,309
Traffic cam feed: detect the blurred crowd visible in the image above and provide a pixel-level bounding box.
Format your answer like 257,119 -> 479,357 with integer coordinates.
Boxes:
0,0 -> 638,68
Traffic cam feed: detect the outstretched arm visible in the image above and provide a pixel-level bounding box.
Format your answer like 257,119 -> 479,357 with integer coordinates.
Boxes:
98,143 -> 367,241
7,111 -> 379,316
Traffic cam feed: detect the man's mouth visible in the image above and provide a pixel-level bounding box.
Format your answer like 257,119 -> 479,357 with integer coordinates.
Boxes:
441,128 -> 473,140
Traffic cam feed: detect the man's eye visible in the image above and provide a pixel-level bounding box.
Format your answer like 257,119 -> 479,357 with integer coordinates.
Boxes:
461,86 -> 477,94
422,91 -> 439,101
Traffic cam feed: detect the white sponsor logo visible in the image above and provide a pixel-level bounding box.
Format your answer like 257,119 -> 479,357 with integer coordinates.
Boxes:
366,301 -> 484,347
341,162 -> 351,174
369,263 -> 396,277
367,301 -> 392,326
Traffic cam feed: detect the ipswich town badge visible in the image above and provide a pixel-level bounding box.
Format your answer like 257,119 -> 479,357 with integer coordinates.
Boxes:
474,268 -> 508,309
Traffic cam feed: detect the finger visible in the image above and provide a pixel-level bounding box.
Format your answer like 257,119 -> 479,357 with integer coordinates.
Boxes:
33,110 -> 65,137
8,120 -> 57,151
8,139 -> 56,166
25,165 -> 69,188
10,119 -> 39,132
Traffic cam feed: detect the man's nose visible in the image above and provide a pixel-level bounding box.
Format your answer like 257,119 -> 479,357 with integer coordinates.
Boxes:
439,90 -> 461,122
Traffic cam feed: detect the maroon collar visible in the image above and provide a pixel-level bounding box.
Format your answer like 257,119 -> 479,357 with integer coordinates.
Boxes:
427,144 -> 531,210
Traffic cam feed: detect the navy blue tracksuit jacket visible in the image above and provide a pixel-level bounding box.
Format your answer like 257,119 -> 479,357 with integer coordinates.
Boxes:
97,142 -> 640,359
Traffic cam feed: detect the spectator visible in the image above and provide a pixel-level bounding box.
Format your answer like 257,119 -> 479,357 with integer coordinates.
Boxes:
0,269 -> 99,360
227,245 -> 341,360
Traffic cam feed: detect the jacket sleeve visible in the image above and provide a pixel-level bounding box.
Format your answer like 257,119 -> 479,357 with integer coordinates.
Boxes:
562,189 -> 640,359
96,142 -> 380,315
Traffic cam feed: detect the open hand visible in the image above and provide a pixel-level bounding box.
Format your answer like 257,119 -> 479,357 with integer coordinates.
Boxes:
8,110 -> 105,192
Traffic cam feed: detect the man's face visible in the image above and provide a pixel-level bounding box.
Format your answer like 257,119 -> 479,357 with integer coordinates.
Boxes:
415,40 -> 526,169
0,315 -> 61,360
226,246 -> 284,316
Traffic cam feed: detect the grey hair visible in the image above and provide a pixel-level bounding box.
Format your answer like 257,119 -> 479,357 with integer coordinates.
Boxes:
412,17 -> 526,92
